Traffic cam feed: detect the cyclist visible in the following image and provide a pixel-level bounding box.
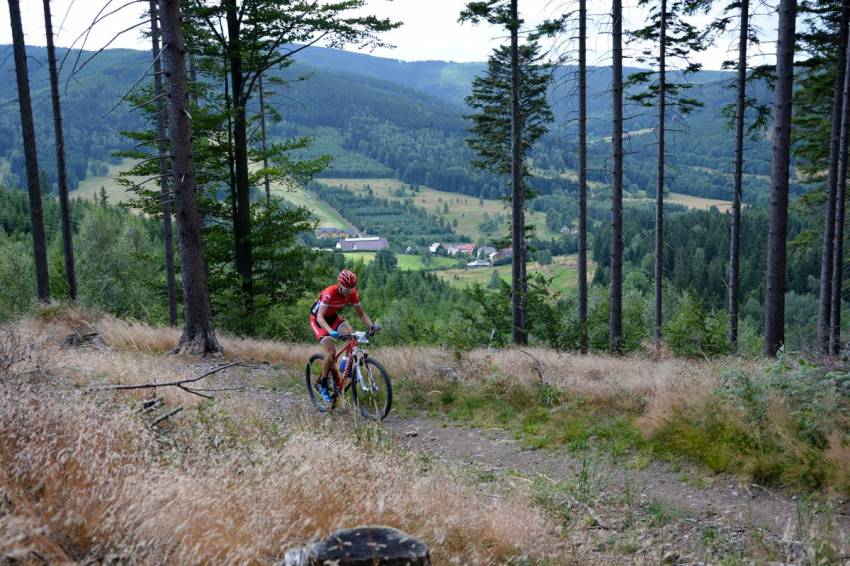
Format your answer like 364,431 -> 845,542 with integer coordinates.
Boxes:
310,269 -> 379,403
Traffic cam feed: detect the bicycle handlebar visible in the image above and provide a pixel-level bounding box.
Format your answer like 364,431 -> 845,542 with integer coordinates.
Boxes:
336,328 -> 381,341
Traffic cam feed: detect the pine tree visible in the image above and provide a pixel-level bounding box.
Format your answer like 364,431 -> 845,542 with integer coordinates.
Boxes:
831,24 -> 850,354
158,0 -> 221,354
42,0 -> 77,301
611,0 -> 625,353
462,24 -> 554,345
627,0 -> 706,348
8,0 -> 50,302
578,0 -> 589,354
764,0 -> 798,357
184,0 -> 398,324
148,0 -> 178,326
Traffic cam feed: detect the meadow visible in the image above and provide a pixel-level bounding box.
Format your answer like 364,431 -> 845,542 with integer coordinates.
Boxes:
438,254 -> 587,293
316,177 -> 560,240
342,252 -> 458,270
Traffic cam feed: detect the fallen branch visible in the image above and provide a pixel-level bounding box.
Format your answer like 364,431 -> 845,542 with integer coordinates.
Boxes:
100,362 -> 240,399
150,406 -> 182,427
140,397 -> 163,413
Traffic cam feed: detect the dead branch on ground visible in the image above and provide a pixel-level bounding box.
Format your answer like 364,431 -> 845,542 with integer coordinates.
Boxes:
100,361 -> 240,399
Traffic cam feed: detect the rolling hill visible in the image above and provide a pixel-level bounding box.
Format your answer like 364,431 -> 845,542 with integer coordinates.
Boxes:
0,43 -> 788,207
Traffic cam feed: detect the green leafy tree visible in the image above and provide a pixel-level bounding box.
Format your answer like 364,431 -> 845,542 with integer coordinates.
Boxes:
76,208 -> 162,319
0,230 -> 36,319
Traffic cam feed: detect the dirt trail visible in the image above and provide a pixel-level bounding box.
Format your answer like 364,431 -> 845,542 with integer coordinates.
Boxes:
204,362 -> 850,563
383,414 -> 850,539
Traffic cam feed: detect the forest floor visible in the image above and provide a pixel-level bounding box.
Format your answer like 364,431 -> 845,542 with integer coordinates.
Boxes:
2,311 -> 849,564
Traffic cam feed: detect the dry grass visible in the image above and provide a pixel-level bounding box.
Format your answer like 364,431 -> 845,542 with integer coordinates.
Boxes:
1,313 -> 564,564
91,315 -> 730,424
0,385 -> 558,564
826,432 -> 850,495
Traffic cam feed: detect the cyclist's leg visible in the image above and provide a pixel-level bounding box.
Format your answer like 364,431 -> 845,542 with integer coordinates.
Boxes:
320,336 -> 336,380
331,321 -> 353,389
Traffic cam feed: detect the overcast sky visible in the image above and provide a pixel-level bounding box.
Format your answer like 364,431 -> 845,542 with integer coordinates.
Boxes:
0,0 -> 779,71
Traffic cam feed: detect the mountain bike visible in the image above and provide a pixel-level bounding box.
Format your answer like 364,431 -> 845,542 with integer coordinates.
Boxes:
305,330 -> 392,420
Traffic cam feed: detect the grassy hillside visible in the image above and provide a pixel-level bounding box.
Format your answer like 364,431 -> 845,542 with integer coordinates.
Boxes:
316,178 -> 559,241
437,254 -> 588,293
342,252 -> 458,270
5,310 -> 848,564
72,159 -> 138,203
271,182 -> 354,230
666,192 -> 734,211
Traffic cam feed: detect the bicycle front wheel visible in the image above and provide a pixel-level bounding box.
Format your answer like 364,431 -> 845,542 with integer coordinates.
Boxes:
351,356 -> 392,420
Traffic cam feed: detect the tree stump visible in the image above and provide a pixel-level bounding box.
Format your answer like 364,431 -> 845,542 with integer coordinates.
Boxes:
284,526 -> 430,566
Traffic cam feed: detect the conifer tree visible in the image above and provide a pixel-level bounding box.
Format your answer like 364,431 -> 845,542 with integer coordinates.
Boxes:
462,25 -> 554,344
42,0 -> 77,301
7,0 -> 50,302
184,0 -> 397,322
764,0 -> 798,357
627,0 -> 705,348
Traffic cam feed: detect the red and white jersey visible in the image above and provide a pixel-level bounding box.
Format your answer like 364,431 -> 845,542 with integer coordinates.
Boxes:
310,284 -> 360,318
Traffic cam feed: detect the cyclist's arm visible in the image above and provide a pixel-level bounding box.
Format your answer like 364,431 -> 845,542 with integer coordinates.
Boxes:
353,304 -> 373,328
316,304 -> 335,333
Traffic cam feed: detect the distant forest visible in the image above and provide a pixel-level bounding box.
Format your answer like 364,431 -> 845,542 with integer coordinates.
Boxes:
0,45 -> 786,204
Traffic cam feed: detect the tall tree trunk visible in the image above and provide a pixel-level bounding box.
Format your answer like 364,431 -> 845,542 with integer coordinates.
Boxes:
8,0 -> 50,303
225,0 -> 254,317
578,0 -> 588,354
158,0 -> 221,355
610,0 -> 624,353
830,26 -> 850,355
654,0 -> 667,348
223,55 -> 239,268
818,0 -> 850,354
729,0 -> 751,352
259,73 -> 272,206
42,0 -> 76,301
763,0 -> 797,357
149,0 -> 178,327
509,0 -> 527,345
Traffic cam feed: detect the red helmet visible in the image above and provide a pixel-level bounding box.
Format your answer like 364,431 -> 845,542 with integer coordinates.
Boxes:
338,269 -> 357,288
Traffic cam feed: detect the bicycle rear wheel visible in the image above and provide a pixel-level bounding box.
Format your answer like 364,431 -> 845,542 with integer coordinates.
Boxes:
305,353 -> 333,413
351,356 -> 392,420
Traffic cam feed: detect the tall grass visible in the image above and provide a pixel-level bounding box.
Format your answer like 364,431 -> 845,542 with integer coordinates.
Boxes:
1,317 -> 562,563
19,309 -> 850,496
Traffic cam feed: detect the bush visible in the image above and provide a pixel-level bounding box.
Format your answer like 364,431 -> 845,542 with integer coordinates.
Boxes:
650,358 -> 850,493
0,230 -> 35,320
663,292 -> 728,357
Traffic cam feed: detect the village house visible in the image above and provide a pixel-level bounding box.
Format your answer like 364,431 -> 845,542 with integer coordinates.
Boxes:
445,243 -> 476,256
336,236 -> 390,252
476,246 -> 496,260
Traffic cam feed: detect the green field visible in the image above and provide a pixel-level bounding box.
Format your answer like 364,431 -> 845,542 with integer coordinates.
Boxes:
271,181 -> 353,230
316,178 -> 559,240
69,160 -> 355,231
342,252 -> 458,271
437,254 -> 590,293
667,192 -> 734,212
72,159 -> 139,203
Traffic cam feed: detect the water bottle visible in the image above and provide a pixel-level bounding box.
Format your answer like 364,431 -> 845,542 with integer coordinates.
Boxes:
339,355 -> 348,375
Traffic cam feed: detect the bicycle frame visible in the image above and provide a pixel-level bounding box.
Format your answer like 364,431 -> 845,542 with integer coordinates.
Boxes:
329,332 -> 370,393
